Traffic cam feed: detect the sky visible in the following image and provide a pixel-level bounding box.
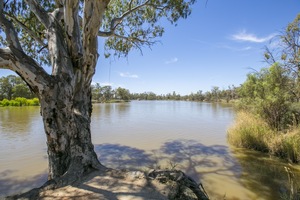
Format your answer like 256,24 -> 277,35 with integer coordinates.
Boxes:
1,0 -> 300,95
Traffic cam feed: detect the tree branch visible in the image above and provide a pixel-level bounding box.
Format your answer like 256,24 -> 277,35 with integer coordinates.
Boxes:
64,0 -> 82,59
4,11 -> 46,47
0,47 -> 52,94
82,0 -> 110,85
0,0 -> 23,50
111,0 -> 151,31
25,0 -> 50,28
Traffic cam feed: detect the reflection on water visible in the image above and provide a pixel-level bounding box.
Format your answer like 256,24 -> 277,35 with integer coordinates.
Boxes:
0,106 -> 48,197
0,101 -> 299,199
0,107 -> 41,137
232,148 -> 300,200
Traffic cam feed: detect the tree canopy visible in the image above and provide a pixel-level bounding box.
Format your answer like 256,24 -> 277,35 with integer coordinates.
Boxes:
0,0 -> 196,64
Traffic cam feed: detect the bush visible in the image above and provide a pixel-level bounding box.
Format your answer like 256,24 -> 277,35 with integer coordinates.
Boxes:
0,99 -> 10,106
0,98 -> 39,106
9,100 -> 21,106
15,97 -> 28,106
27,98 -> 40,106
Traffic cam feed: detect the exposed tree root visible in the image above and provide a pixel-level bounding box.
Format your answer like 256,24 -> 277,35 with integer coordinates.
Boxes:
148,169 -> 210,200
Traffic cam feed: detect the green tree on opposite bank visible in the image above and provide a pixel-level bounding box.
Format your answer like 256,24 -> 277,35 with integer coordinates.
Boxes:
0,75 -> 39,106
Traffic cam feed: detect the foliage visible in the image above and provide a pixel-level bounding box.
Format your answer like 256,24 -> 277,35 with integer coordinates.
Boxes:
0,75 -> 35,100
0,0 -> 197,62
102,0 -> 196,57
0,97 -> 40,106
264,14 -> 300,102
238,63 -> 294,130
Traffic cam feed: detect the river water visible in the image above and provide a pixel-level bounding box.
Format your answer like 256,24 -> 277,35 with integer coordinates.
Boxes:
0,101 -> 299,199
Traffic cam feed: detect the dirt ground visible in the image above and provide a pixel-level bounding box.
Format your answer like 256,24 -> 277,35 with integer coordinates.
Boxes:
19,170 -> 172,200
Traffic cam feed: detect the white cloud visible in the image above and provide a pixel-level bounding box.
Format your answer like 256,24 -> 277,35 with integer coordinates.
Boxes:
165,57 -> 178,64
120,72 -> 139,78
231,30 -> 276,43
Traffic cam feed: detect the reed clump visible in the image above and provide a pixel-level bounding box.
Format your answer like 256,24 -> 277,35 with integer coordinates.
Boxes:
228,111 -> 300,163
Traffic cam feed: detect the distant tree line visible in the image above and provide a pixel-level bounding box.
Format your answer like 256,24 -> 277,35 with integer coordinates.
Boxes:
0,74 -> 239,104
91,83 -> 239,103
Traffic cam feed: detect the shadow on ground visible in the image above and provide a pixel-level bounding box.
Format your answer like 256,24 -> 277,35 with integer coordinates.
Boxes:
95,143 -> 155,170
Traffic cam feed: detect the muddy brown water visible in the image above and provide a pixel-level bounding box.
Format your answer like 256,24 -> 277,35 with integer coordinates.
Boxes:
0,101 -> 299,199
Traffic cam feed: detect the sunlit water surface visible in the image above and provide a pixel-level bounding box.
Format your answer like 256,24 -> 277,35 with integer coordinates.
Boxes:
0,101 -> 299,199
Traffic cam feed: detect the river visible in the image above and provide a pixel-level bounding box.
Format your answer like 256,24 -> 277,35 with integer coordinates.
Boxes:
0,101 -> 299,199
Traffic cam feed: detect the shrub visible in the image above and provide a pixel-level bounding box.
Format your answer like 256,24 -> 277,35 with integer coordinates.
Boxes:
0,98 -> 39,106
14,97 -> 28,106
0,99 -> 10,106
9,100 -> 20,106
27,98 -> 40,106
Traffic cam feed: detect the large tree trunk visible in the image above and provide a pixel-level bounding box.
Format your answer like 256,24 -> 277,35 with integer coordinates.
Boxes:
0,0 -> 110,182
40,77 -> 105,180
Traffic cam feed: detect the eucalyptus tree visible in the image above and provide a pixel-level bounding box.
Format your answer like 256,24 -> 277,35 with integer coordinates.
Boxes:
0,0 -> 196,187
265,14 -> 300,101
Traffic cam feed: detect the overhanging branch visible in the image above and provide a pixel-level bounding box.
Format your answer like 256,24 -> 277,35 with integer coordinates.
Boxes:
25,0 -> 51,28
4,11 -> 46,47
0,47 -> 52,94
0,0 -> 23,50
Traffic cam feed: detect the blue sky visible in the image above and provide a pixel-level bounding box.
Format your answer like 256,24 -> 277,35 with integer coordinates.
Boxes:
0,0 -> 299,95
95,0 -> 300,95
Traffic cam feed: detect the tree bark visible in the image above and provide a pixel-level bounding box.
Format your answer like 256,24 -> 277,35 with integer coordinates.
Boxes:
40,78 -> 105,180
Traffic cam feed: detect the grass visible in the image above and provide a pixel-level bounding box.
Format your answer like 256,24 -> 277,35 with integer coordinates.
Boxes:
227,111 -> 300,163
227,111 -> 272,152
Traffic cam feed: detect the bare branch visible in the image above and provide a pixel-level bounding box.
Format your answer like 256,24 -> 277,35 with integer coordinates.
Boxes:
4,11 -> 46,47
111,0 -> 151,31
128,0 -> 134,10
0,47 -> 52,94
64,0 -> 82,59
98,0 -> 166,53
0,0 -> 23,50
82,0 -> 110,84
25,0 -> 50,28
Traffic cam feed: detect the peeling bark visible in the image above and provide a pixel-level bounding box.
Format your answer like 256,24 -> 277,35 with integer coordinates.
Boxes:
40,80 -> 105,180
